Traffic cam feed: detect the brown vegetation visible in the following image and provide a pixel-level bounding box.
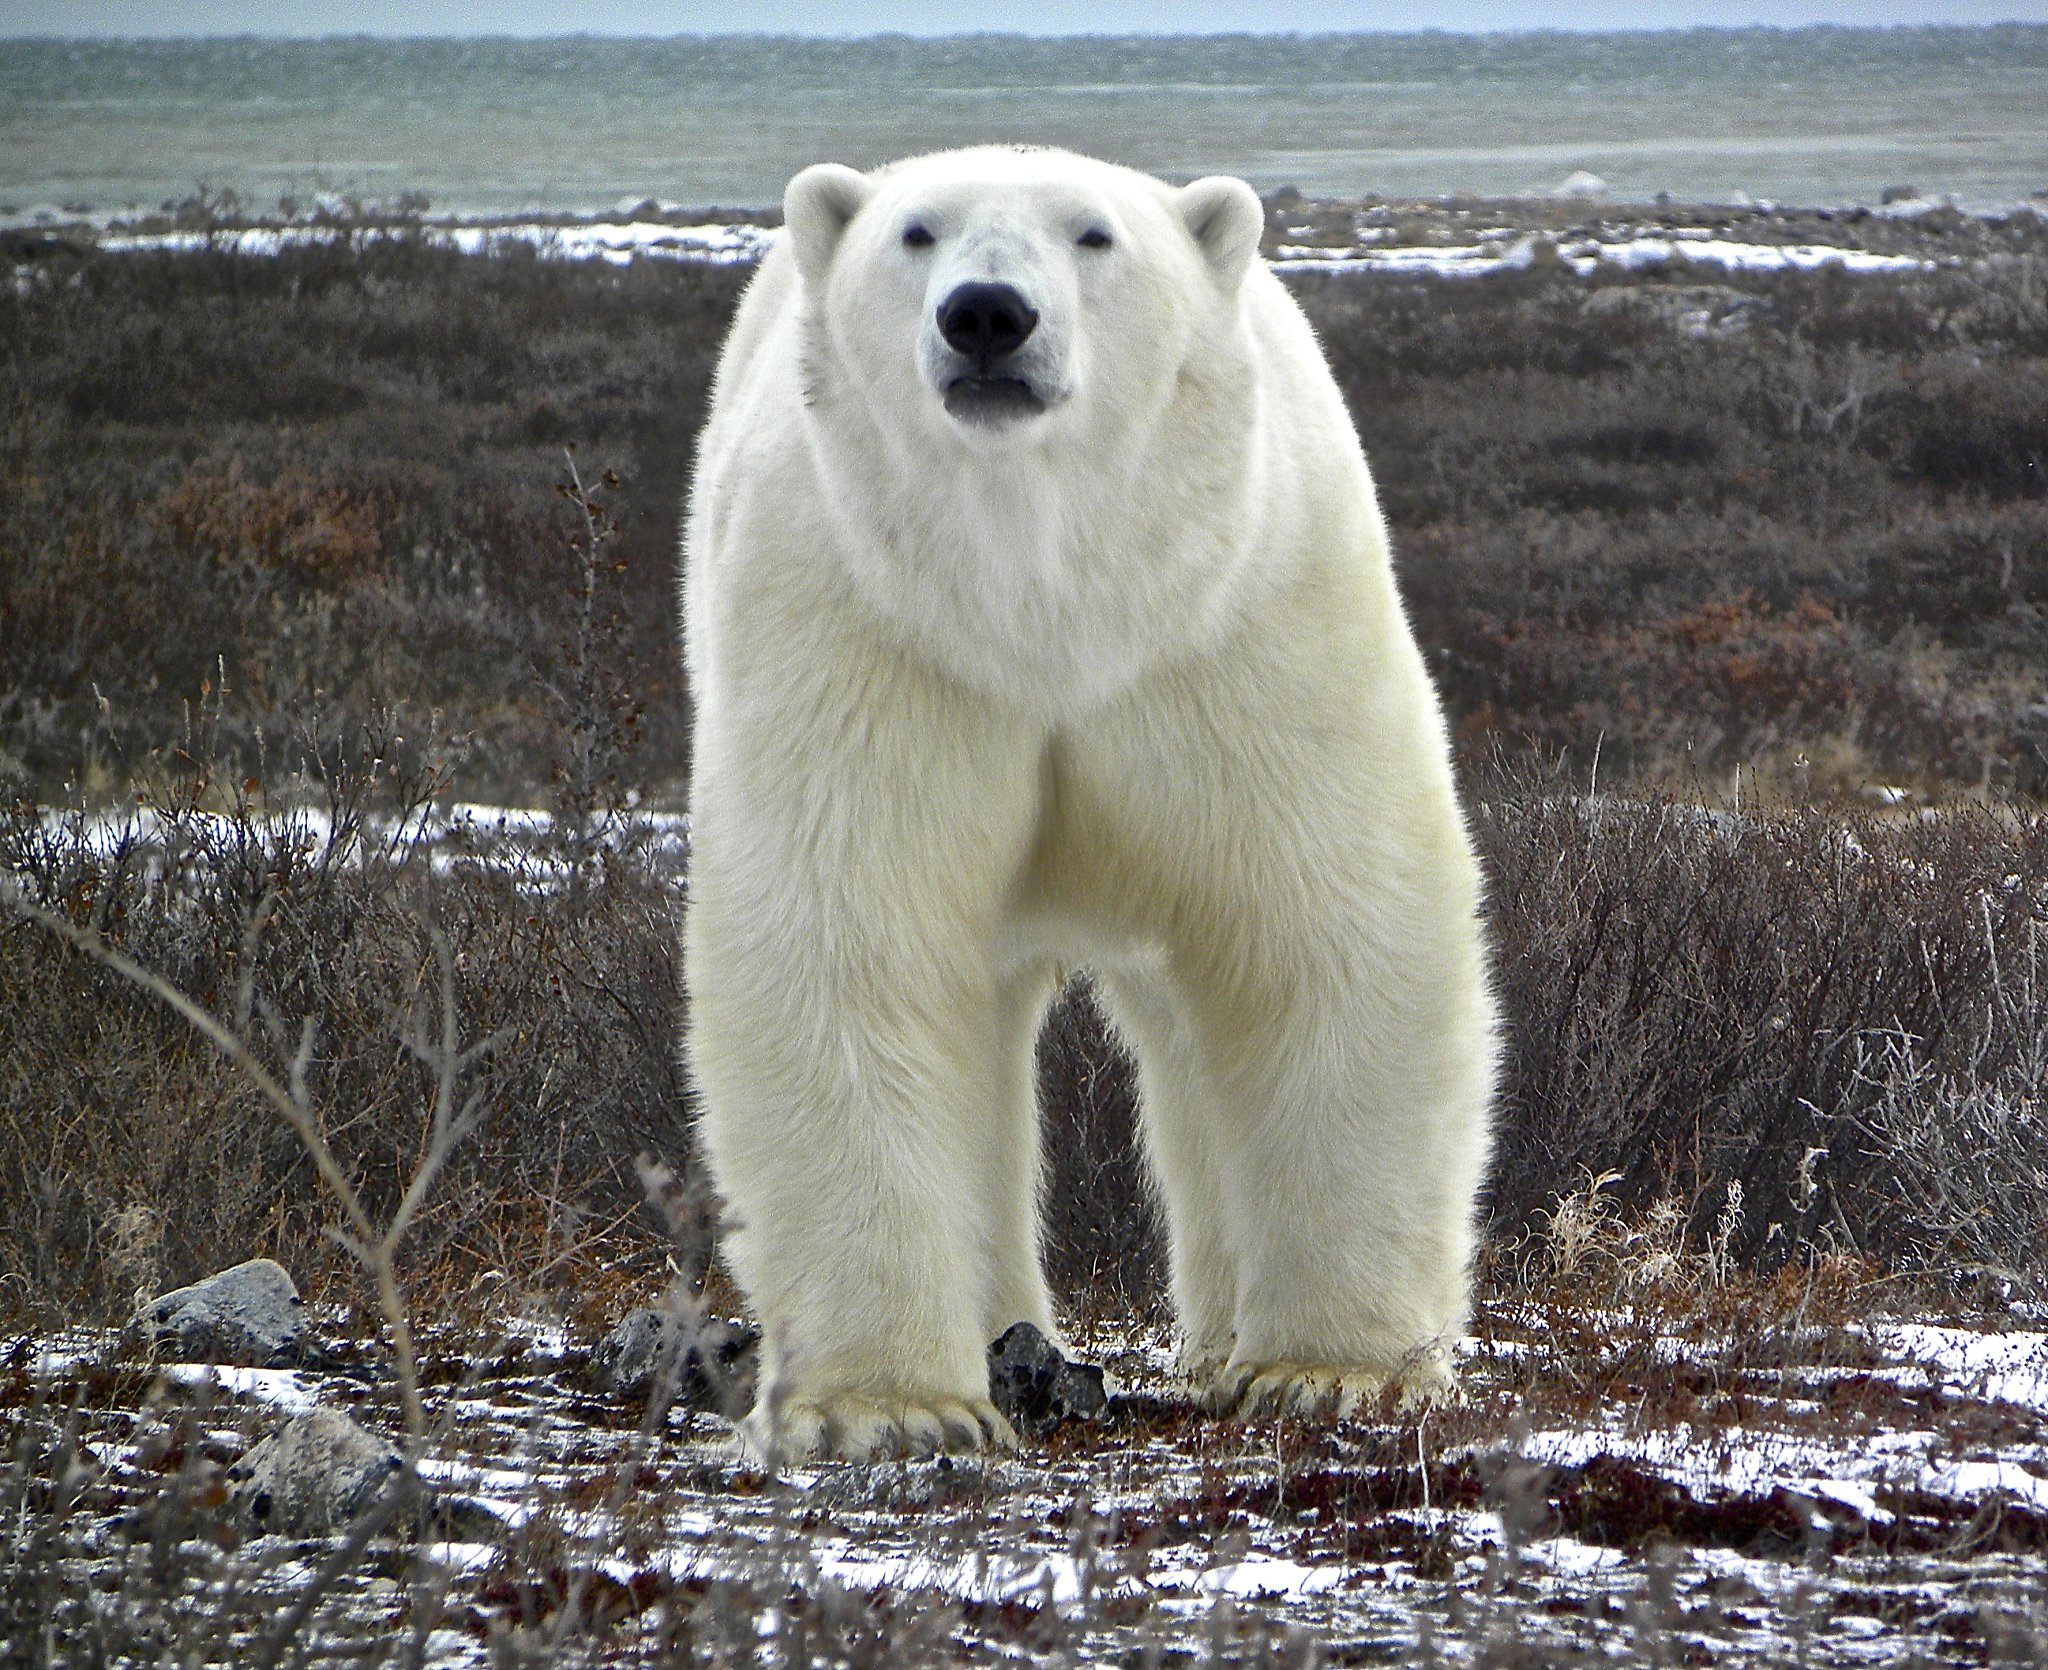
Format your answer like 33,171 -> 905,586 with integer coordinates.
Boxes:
4,212 -> 2045,801
1305,241 -> 2048,795
0,232 -> 746,797
2,211 -> 2045,1668
5,712 -> 2043,1332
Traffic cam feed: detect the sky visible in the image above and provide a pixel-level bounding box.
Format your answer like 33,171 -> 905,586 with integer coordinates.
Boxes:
5,0 -> 2047,33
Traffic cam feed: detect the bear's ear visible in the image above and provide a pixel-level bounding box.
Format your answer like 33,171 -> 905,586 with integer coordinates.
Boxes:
784,163 -> 875,287
1177,175 -> 1265,290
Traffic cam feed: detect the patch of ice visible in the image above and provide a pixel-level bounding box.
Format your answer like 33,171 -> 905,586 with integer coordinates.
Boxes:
1811,1478 -> 1885,1521
1585,236 -> 1927,274
19,1328 -> 117,1376
816,1547 -> 1139,1606
1550,170 -> 1609,199
1528,1535 -> 1628,1576
413,1457 -> 543,1497
421,1542 -> 501,1576
1924,1458 -> 2048,1510
1876,192 -> 1961,219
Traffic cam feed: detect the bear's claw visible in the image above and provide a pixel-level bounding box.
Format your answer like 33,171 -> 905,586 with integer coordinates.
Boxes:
742,1394 -> 1017,1463
1203,1357 -> 1454,1421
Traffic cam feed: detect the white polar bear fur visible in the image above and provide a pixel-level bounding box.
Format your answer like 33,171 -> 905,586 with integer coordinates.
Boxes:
682,145 -> 1496,1460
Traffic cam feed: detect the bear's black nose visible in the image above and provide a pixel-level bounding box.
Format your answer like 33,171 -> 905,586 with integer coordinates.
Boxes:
937,282 -> 1038,366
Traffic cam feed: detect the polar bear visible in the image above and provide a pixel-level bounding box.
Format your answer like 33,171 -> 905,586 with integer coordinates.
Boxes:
682,145 -> 1495,1461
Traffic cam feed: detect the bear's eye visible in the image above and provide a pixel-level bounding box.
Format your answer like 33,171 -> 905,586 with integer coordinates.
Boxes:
1077,227 -> 1112,249
902,223 -> 935,250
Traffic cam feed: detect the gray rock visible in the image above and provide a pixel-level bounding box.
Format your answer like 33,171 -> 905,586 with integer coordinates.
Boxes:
987,1322 -> 1107,1438
228,1407 -> 404,1536
126,1257 -> 313,1366
590,1308 -> 757,1416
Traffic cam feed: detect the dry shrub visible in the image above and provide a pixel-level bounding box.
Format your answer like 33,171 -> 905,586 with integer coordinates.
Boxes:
1037,982 -> 1157,1311
1478,763 -> 2048,1296
1319,252 -> 2048,795
0,697 -> 689,1329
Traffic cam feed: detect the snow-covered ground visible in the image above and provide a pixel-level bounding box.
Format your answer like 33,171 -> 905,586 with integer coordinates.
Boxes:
93,218 -> 775,268
1269,231 -> 1933,278
24,800 -> 691,891
21,191 -> 2026,285
14,1301 -> 2044,1663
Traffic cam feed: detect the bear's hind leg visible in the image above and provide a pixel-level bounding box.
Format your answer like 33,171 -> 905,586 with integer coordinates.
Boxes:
1093,963 -> 1240,1385
982,962 -> 1063,1348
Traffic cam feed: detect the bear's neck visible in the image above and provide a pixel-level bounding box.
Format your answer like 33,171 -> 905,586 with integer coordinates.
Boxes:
804,378 -> 1270,720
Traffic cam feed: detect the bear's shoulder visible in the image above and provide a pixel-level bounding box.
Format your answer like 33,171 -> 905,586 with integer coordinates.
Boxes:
713,239 -> 802,396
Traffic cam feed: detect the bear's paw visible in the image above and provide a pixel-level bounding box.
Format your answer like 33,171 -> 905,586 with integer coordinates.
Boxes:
1204,1354 -> 1458,1422
743,1393 -> 1018,1463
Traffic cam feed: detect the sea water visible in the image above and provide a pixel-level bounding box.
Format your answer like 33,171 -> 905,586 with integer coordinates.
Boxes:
3,27 -> 2045,223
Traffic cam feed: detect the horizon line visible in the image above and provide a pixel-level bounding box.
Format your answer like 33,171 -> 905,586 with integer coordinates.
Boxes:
7,18 -> 2047,39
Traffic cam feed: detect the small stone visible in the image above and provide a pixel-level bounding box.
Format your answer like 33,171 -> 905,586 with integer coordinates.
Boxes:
126,1258 -> 314,1367
228,1407 -> 404,1536
987,1322 -> 1108,1438
590,1307 -> 757,1416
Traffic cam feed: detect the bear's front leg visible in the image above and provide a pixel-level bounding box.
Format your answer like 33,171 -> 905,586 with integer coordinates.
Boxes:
1182,878 -> 1497,1421
685,661 -> 1040,1462
1076,641 -> 1498,1424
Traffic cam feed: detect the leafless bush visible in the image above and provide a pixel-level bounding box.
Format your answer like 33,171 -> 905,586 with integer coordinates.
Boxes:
1848,914 -> 2048,1292
0,234 -> 744,796
0,1374 -> 285,1667
1037,982 -> 1157,1310
1477,760 -> 2048,1294
0,687 -> 690,1330
543,452 -> 651,877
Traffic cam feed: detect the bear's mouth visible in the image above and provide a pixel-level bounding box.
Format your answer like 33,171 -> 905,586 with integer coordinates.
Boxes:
943,375 -> 1047,426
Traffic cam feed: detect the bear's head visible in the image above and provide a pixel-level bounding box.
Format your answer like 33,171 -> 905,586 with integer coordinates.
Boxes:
783,147 -> 1265,451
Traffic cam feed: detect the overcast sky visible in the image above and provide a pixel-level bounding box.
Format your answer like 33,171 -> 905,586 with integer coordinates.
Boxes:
6,0 -> 2047,34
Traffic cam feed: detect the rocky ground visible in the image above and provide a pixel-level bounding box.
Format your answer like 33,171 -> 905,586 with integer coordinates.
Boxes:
7,1248 -> 2046,1666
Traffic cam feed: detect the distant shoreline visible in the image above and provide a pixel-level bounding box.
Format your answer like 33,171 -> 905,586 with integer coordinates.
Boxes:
6,28 -> 2043,223
8,186 -> 2038,284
